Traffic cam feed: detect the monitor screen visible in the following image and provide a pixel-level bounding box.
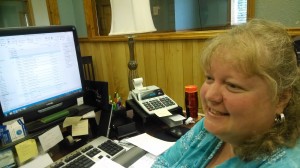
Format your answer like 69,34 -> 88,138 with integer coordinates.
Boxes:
0,25 -> 85,126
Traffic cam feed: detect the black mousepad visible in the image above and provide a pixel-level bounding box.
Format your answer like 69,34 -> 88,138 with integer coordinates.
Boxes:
151,126 -> 190,142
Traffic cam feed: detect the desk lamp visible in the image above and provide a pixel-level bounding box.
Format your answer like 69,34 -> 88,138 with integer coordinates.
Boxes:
109,0 -> 156,92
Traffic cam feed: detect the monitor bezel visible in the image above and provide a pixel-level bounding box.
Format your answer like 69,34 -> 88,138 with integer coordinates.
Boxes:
0,25 -> 86,124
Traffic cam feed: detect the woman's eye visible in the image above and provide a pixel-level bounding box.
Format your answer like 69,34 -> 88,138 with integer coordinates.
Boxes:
205,75 -> 213,82
227,83 -> 243,92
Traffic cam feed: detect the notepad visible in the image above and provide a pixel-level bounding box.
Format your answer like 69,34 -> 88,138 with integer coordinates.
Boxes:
15,139 -> 38,164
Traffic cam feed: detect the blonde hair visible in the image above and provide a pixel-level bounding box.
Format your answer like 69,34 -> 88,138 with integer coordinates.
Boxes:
201,19 -> 300,161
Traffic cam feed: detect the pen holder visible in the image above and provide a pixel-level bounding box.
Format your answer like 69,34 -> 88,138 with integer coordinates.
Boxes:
110,108 -> 138,139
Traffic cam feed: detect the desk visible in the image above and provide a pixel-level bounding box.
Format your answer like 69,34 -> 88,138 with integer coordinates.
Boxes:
125,99 -> 183,128
125,99 -> 203,142
19,104 -> 203,167
48,114 -> 202,162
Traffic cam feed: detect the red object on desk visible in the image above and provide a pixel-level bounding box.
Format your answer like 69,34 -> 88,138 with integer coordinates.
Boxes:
185,85 -> 199,119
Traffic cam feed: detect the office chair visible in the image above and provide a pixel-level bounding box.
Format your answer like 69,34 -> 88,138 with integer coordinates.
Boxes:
82,56 -> 97,106
81,56 -> 110,138
81,56 -> 106,110
82,56 -> 95,81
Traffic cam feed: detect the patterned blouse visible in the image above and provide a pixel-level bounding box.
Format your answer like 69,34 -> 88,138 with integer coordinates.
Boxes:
151,118 -> 300,168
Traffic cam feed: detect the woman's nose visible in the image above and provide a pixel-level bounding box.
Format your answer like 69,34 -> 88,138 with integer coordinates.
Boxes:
205,83 -> 223,103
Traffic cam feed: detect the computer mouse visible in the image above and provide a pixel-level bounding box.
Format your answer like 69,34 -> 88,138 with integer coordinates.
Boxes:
167,127 -> 183,139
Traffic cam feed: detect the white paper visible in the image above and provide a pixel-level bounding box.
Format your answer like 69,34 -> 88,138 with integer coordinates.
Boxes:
19,153 -> 53,168
91,157 -> 125,168
77,97 -> 84,106
169,114 -> 186,121
0,149 -> 15,168
129,153 -> 157,168
38,125 -> 63,152
125,133 -> 175,156
154,108 -> 172,117
95,111 -> 101,125
132,78 -> 144,90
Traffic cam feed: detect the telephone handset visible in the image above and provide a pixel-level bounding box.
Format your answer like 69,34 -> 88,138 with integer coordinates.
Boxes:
131,79 -> 178,115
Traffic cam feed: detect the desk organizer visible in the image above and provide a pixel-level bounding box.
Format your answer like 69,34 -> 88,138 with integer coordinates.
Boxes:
110,108 -> 138,139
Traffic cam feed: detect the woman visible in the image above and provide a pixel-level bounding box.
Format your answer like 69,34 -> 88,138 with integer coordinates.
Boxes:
151,19 -> 300,167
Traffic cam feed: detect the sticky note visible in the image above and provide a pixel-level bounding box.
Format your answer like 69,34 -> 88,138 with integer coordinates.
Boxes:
82,111 -> 96,119
38,125 -> 63,152
63,116 -> 82,128
72,119 -> 89,136
15,139 -> 38,164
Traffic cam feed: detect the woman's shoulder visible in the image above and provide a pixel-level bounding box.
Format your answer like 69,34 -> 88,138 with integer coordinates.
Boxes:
190,117 -> 205,131
281,139 -> 300,166
181,118 -> 218,145
258,140 -> 300,167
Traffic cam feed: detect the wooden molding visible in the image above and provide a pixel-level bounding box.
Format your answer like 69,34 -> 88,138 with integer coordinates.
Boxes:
46,0 -> 60,25
79,28 -> 300,42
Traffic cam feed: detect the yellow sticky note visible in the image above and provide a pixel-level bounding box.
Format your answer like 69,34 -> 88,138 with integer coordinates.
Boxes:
63,116 -> 82,128
72,119 -> 89,136
15,139 -> 38,164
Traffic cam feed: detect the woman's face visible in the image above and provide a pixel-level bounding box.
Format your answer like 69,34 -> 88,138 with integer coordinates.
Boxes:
201,49 -> 279,145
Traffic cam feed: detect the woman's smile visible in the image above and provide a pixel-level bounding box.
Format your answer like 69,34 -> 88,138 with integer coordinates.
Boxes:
206,107 -> 230,117
200,47 -> 277,145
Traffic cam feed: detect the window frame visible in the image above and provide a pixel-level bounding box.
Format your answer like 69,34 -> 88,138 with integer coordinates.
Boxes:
47,0 -> 256,41
0,0 -> 35,27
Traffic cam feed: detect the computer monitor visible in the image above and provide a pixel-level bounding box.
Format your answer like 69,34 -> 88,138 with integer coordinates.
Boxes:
0,25 -> 85,129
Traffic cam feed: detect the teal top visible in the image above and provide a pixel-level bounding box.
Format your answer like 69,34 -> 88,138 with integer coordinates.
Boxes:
151,118 -> 300,168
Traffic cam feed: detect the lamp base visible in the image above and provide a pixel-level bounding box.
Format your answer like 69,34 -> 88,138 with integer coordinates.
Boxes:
127,37 -> 138,91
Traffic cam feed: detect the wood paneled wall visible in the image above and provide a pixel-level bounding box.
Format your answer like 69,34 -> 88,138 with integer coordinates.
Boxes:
79,39 -> 208,110
78,28 -> 300,111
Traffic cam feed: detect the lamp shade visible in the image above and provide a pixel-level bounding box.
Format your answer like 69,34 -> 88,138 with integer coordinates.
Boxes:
109,0 -> 156,35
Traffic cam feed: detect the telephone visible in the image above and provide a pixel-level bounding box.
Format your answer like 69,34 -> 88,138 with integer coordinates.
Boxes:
131,78 -> 178,115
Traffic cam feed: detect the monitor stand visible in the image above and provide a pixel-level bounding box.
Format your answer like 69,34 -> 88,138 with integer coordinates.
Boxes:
25,105 -> 95,134
25,109 -> 75,134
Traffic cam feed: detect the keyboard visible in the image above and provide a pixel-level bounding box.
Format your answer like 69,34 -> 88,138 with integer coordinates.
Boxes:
48,136 -> 142,168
